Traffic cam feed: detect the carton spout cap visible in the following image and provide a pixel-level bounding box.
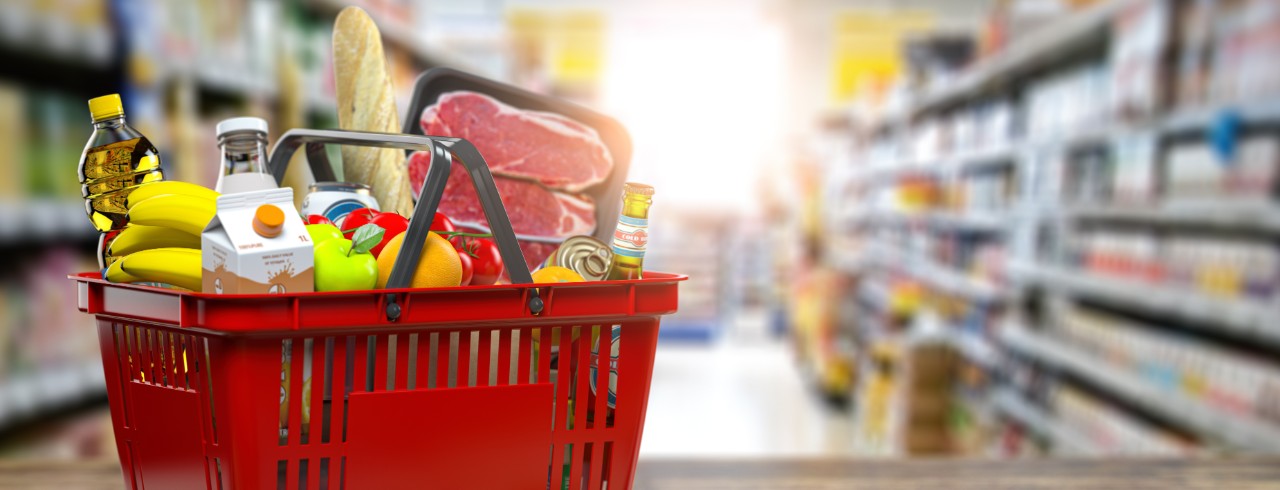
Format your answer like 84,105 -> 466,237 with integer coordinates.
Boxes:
253,204 -> 285,238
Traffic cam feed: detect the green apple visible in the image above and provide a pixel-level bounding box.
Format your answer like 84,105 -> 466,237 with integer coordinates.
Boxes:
314,238 -> 378,291
306,223 -> 344,245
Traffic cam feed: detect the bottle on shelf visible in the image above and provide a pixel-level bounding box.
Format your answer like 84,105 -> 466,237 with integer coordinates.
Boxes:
78,93 -> 164,268
605,183 -> 654,281
214,117 -> 277,194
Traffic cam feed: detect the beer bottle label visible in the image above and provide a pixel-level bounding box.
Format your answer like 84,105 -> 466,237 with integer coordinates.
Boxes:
612,215 -> 648,258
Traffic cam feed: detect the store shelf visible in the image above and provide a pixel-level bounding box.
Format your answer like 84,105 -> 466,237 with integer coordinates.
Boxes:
0,200 -> 98,245
949,145 -> 1020,173
179,66 -> 337,115
910,261 -> 1006,304
1067,201 -> 1280,235
308,0 -> 485,76
945,329 -> 998,368
991,388 -> 1098,456
1162,100 -> 1280,136
847,209 -> 1008,234
892,0 -> 1129,124
0,8 -> 115,69
866,243 -> 1008,304
1000,327 -> 1280,452
1013,263 -> 1280,349
0,362 -> 106,433
926,212 -> 1008,233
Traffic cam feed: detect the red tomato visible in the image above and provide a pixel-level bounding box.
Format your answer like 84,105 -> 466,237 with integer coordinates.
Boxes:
431,212 -> 456,233
463,238 -> 504,286
368,212 -> 409,257
342,208 -> 378,239
306,214 -> 332,225
456,249 -> 474,286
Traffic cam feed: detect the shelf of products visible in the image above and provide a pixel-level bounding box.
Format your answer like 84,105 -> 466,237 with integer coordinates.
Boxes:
0,201 -> 99,244
825,0 -> 1280,458
991,388 -> 1098,456
848,210 -> 1008,234
1066,202 -> 1280,235
1015,263 -> 1279,349
307,0 -> 484,75
877,0 -> 1130,129
0,2 -> 115,68
870,243 -> 1008,304
1000,327 -> 1280,452
0,362 -> 105,433
945,329 -> 998,369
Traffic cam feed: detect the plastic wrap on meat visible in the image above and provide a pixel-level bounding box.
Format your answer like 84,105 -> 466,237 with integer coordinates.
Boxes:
408,152 -> 596,239
419,91 -> 613,192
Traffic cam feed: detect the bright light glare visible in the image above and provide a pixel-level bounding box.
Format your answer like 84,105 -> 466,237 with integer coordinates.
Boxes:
602,14 -> 785,213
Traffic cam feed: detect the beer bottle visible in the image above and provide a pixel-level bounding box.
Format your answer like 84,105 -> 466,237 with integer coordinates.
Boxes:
606,183 -> 654,280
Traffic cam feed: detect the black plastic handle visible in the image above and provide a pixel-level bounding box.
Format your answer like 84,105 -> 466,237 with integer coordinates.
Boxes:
266,129 -> 541,318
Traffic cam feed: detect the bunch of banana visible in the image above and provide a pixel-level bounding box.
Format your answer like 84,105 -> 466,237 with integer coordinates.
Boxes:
103,181 -> 218,291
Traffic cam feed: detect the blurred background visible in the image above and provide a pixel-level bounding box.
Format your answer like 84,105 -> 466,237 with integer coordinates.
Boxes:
2,0 -> 1280,464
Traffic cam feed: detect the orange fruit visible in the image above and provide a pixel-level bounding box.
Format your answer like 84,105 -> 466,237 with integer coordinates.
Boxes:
376,231 -> 463,288
531,266 -> 585,283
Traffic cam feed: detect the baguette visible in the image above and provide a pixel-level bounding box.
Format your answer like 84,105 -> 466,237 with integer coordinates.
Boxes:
332,6 -> 414,216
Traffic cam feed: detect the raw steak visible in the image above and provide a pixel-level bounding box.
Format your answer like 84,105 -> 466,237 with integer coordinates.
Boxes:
408,152 -> 596,239
419,91 -> 613,192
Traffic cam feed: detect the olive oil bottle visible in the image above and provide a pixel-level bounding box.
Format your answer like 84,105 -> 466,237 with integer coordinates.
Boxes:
78,94 -> 164,266
605,183 -> 654,281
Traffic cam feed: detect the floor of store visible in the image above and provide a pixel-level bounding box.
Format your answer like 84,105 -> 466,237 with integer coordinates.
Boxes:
641,315 -> 855,458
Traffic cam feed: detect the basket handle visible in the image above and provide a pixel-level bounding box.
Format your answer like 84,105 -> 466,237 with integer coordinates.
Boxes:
266,129 -> 542,319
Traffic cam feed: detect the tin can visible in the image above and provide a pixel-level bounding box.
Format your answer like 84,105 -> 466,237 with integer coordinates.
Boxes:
301,182 -> 380,227
542,235 -> 613,281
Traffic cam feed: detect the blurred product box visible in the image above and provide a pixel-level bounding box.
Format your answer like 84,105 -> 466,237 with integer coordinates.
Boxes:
0,83 -> 26,200
1166,135 -> 1279,205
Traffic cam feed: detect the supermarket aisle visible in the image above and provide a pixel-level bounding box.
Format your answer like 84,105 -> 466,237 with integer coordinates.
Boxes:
639,334 -> 855,457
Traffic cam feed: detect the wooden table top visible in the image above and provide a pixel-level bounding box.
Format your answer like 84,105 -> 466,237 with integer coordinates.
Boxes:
1,458 -> 1276,489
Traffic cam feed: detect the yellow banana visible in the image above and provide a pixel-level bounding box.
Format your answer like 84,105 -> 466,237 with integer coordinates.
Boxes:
118,248 -> 202,291
126,181 -> 219,209
104,256 -> 144,284
128,194 -> 216,236
108,225 -> 202,256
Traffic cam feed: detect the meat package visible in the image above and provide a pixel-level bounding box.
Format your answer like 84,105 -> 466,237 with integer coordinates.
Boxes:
420,91 -> 613,192
407,91 -> 616,270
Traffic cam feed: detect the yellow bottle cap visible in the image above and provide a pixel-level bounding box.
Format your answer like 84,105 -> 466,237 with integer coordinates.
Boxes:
253,204 -> 285,238
88,94 -> 124,122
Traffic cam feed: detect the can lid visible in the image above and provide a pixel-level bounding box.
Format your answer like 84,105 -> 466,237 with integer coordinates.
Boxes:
88,94 -> 124,122
216,117 -> 269,138
623,182 -> 654,196
582,250 -> 612,277
253,204 -> 285,238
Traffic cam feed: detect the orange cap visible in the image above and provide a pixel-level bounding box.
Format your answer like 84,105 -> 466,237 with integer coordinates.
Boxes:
253,204 -> 285,238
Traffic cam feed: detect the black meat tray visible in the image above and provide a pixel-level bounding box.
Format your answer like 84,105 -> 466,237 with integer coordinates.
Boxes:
401,67 -> 633,247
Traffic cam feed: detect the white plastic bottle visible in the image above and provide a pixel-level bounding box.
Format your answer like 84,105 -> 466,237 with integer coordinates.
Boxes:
215,117 -> 278,194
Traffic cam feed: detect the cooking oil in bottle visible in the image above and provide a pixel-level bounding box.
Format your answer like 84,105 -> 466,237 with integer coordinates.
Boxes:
78,94 -> 164,266
605,183 -> 654,281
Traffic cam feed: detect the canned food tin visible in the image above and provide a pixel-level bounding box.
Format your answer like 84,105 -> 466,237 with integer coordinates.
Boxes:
301,182 -> 380,227
541,235 -> 613,281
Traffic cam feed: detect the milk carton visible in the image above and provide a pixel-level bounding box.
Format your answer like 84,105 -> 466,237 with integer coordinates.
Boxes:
202,188 -> 314,294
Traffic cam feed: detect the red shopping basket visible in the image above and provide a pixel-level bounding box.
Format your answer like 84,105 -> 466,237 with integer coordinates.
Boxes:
72,129 -> 684,489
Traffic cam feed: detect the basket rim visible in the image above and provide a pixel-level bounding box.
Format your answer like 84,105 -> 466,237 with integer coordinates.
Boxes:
70,271 -> 687,299
72,271 -> 686,334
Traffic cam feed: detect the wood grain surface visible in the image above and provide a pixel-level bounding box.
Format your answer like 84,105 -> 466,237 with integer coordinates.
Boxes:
1,458 -> 1277,489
